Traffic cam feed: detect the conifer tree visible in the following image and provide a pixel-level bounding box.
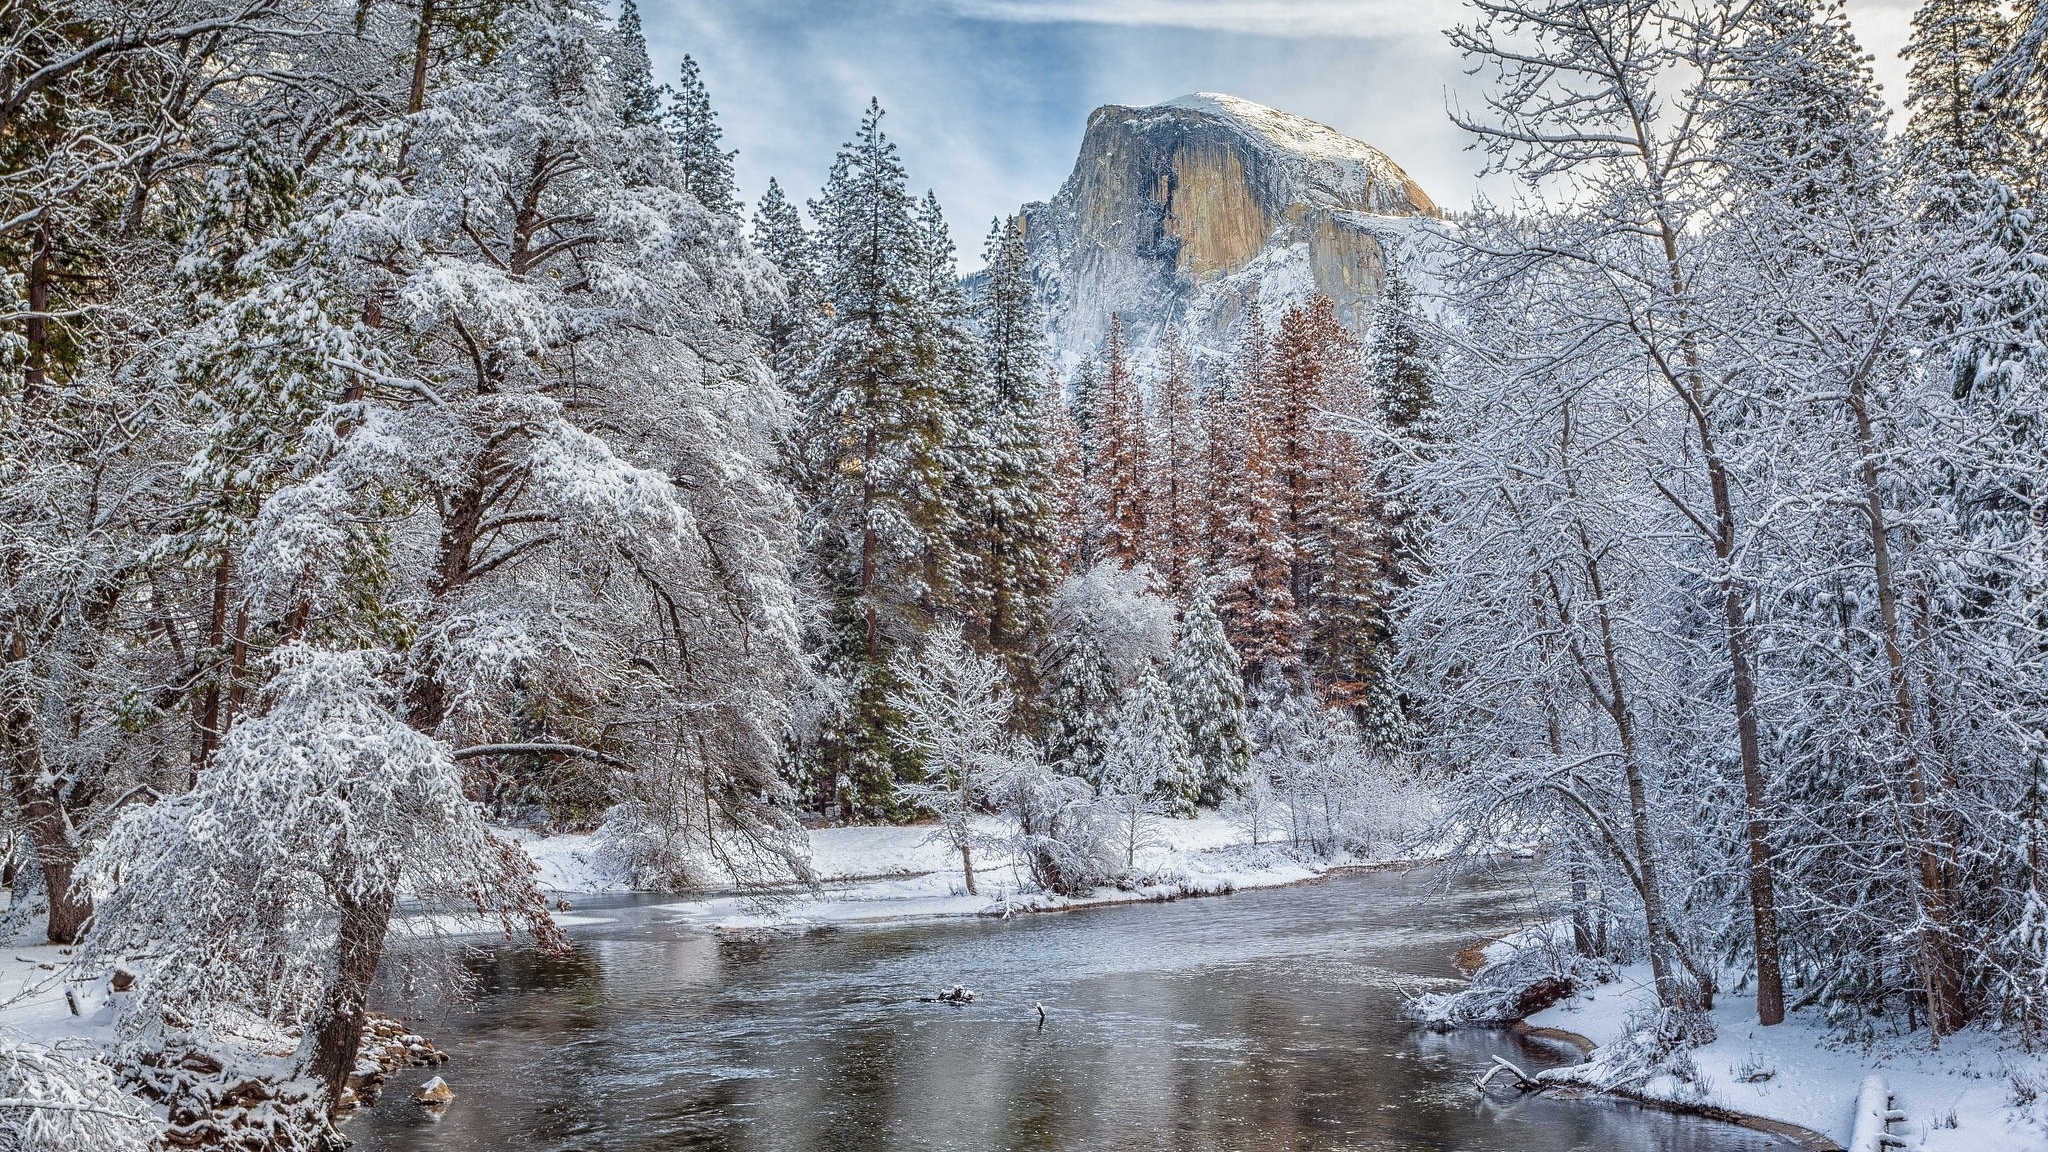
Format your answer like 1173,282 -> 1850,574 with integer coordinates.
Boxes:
915,190 -> 976,623
668,54 -> 739,215
964,216 -> 1059,684
1265,297 -> 1355,625
799,99 -> 953,818
1304,404 -> 1390,717
1068,354 -> 1103,564
1042,366 -> 1086,573
1368,267 -> 1439,436
1220,418 -> 1302,682
1103,665 -> 1199,824
752,178 -> 830,415
1903,0 -> 2011,185
612,0 -> 662,127
1169,592 -> 1253,805
1200,379 -> 1251,582
1149,326 -> 1203,602
1042,627 -> 1120,786
1090,315 -> 1150,569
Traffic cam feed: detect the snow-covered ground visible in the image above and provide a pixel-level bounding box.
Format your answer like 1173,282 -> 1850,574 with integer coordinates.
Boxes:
0,940 -> 115,1051
1521,958 -> 2048,1151
519,813 -> 1401,930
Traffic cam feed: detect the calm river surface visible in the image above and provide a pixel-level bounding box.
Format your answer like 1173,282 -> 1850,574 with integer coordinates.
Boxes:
351,866 -> 1787,1152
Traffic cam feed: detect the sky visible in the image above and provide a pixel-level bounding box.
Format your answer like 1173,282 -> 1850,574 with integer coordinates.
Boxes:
638,0 -> 1923,269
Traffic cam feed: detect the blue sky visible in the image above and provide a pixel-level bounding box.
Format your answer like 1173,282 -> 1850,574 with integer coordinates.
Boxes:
638,0 -> 1919,268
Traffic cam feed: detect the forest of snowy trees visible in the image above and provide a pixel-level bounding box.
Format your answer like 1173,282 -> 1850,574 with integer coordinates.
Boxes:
7,0 -> 2048,1144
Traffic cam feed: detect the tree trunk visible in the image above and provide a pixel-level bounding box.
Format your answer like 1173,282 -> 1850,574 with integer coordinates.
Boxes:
299,886 -> 397,1110
1716,520 -> 1786,1026
1846,380 -> 1968,1037
2,636 -> 91,944
959,842 -> 977,896
196,552 -> 232,770
1649,171 -> 1786,1027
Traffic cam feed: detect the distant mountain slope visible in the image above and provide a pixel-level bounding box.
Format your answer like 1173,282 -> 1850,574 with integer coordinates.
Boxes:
1019,93 -> 1439,368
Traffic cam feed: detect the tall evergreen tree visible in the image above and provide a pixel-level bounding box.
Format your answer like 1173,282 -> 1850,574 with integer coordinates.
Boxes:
667,54 -> 739,215
1042,366 -> 1086,574
752,178 -> 830,420
963,216 -> 1060,689
1220,418 -> 1301,682
611,0 -> 662,127
798,99 -> 952,818
1904,0 -> 2011,184
1149,326 -> 1203,602
1090,315 -> 1150,569
1369,266 -> 1439,435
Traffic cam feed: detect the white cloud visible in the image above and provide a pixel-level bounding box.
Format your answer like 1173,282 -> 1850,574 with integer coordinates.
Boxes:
944,0 -> 1462,39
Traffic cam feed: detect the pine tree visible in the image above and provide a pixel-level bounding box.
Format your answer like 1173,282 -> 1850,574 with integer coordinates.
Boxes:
1200,382 -> 1250,583
1265,297 -> 1355,631
1369,266 -> 1439,435
612,0 -> 662,127
799,99 -> 953,819
1042,627 -> 1121,786
1149,325 -> 1203,602
1102,665 -> 1199,838
752,178 -> 830,427
1068,354 -> 1102,564
1169,592 -> 1253,806
1219,417 -> 1302,682
668,54 -> 738,215
1304,403 -> 1389,717
915,189 -> 975,623
964,215 -> 1059,686
1042,366 -> 1086,573
1090,314 -> 1150,569
1903,0 -> 2011,186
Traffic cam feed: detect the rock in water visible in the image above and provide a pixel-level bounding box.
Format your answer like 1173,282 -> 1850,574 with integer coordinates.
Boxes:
1017,93 -> 1438,367
413,1076 -> 453,1105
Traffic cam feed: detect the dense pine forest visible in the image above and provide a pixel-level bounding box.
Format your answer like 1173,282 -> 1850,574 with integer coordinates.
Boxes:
7,0 -> 2048,1147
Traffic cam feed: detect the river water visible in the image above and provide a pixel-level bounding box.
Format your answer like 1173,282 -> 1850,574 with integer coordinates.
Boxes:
351,866 -> 1788,1152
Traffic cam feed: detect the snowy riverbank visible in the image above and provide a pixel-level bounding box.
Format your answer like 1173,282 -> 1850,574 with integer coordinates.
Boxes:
0,814 -> 1412,1063
509,812 -> 1419,930
1438,930 -> 2048,1151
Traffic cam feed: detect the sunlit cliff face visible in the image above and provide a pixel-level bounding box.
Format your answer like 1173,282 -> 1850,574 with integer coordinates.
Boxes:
1022,92 -> 1436,366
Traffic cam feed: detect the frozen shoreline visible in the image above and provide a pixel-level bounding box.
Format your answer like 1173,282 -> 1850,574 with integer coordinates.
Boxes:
1440,930 -> 2048,1152
513,813 -> 1421,931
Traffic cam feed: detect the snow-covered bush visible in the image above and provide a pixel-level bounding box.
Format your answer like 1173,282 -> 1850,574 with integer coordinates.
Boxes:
1541,1005 -> 1717,1098
0,1039 -> 155,1152
990,752 -> 1120,897
77,647 -> 561,1112
1253,683 -> 1431,858
890,626 -> 1013,895
1046,562 -> 1173,685
1408,923 -> 1612,1027
597,749 -> 813,893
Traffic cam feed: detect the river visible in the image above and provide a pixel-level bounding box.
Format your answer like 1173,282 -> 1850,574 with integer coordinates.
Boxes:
350,865 -> 1789,1151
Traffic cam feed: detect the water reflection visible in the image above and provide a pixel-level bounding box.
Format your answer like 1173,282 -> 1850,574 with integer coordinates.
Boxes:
353,868 -> 1787,1152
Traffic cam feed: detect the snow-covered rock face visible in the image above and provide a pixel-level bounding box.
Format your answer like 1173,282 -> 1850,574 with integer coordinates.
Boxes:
1021,92 -> 1438,368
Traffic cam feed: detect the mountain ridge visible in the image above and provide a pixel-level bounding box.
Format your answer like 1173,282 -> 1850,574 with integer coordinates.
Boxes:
1018,92 -> 1438,370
